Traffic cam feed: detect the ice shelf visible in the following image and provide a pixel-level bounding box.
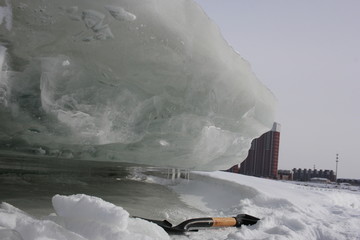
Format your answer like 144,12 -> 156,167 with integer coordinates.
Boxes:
0,0 -> 276,170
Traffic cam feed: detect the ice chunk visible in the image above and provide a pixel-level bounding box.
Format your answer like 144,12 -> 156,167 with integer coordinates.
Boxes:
52,194 -> 129,230
64,6 -> 81,21
80,9 -> 113,40
81,9 -> 105,30
0,0 -> 12,31
93,24 -> 113,40
105,5 -> 136,21
51,194 -> 170,240
0,46 -> 9,107
0,0 -> 276,170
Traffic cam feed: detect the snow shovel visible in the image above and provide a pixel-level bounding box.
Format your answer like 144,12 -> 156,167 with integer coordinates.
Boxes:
138,214 -> 259,234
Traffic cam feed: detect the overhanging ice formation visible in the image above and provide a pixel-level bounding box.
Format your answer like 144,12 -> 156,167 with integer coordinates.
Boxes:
0,0 -> 276,170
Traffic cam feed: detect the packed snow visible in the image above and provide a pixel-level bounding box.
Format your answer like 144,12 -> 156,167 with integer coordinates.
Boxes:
0,194 -> 170,240
1,171 -> 359,240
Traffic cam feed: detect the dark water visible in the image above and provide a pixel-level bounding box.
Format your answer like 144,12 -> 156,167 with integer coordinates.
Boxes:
0,153 -> 204,221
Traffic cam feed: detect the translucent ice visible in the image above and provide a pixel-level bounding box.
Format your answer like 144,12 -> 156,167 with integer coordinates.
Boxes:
0,0 -> 12,31
0,46 -> 9,107
0,0 -> 276,170
105,5 -> 136,22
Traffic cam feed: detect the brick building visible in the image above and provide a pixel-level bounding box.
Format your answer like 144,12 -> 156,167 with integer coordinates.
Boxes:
228,122 -> 281,178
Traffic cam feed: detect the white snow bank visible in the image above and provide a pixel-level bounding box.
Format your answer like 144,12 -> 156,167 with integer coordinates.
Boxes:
0,194 -> 170,240
179,171 -> 360,240
52,194 -> 129,231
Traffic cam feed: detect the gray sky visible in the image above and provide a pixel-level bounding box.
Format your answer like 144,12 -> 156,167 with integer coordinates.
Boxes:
194,0 -> 360,178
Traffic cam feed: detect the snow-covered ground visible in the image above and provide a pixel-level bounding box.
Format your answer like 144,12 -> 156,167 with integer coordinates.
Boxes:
181,172 -> 360,240
1,171 -> 359,240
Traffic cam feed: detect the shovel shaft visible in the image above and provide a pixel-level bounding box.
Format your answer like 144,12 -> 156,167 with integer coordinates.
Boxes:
137,213 -> 259,233
212,217 -> 237,227
176,217 -> 237,231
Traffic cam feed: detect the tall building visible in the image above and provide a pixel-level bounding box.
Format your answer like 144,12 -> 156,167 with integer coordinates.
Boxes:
238,122 -> 281,178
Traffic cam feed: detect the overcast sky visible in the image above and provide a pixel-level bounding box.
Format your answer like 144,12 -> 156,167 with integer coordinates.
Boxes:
194,0 -> 360,178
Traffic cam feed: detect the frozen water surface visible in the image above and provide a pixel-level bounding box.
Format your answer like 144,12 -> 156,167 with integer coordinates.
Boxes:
1,157 -> 359,240
0,154 -> 204,221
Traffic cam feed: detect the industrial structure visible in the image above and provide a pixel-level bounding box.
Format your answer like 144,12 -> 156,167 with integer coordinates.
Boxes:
292,168 -> 336,182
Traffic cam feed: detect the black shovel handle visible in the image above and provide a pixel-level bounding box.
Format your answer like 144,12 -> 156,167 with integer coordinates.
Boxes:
175,214 -> 259,231
138,214 -> 259,233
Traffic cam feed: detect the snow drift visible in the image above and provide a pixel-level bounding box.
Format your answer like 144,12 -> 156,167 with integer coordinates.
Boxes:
0,0 -> 276,170
0,194 -> 170,240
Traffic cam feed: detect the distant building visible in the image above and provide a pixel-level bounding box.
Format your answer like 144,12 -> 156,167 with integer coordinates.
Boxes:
235,122 -> 281,179
337,178 -> 360,186
278,170 -> 293,180
227,164 -> 239,173
310,177 -> 330,183
292,168 -> 336,182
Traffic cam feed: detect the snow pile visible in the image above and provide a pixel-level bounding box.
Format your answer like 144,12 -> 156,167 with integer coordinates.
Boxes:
0,194 -> 170,240
171,171 -> 360,240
